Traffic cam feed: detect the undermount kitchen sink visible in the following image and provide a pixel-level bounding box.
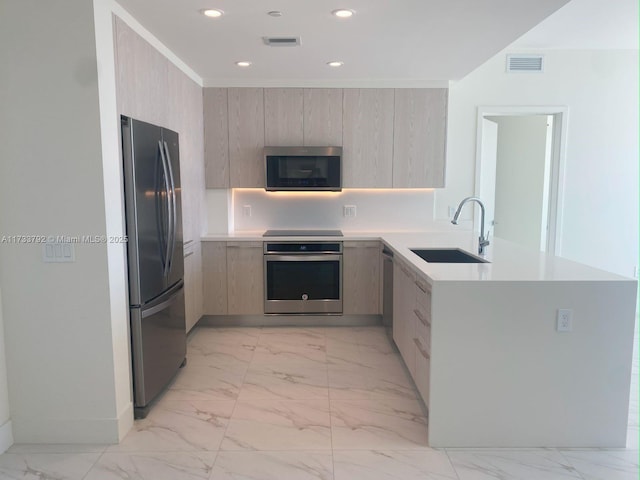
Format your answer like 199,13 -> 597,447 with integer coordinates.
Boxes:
410,248 -> 489,264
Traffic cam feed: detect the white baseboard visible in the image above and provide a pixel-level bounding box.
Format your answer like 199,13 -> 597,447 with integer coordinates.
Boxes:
11,409 -> 133,444
0,420 -> 13,453
117,402 -> 134,442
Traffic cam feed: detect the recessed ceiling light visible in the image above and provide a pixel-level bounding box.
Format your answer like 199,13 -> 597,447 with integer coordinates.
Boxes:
235,61 -> 252,67
327,61 -> 344,67
268,11 -> 283,17
332,9 -> 354,18
202,9 -> 223,18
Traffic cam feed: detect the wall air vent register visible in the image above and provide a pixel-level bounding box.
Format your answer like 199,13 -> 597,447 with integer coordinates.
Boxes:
263,36 -> 301,47
506,54 -> 544,73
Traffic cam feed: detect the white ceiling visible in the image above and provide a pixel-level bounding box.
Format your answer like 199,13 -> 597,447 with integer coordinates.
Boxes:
512,0 -> 639,50
113,0 -> 635,87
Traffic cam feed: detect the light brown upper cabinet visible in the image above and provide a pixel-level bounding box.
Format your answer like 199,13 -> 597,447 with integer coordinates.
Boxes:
393,88 -> 447,188
228,88 -> 265,187
203,87 -> 448,189
303,88 -> 343,146
342,89 -> 395,188
264,88 -> 304,146
204,88 -> 230,188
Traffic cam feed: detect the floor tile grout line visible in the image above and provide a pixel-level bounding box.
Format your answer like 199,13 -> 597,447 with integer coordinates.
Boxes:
211,326 -> 261,457
322,328 -> 338,480
551,448 -> 589,480
441,448 -> 463,480
207,450 -> 220,480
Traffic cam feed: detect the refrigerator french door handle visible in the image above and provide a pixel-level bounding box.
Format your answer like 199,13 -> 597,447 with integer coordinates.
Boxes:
158,140 -> 173,278
163,140 -> 178,275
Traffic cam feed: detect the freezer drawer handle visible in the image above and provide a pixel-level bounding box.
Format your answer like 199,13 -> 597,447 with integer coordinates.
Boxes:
142,288 -> 183,318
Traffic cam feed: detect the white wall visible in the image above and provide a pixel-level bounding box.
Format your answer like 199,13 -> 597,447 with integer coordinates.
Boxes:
0,0 -> 130,443
0,289 -> 13,452
441,49 -> 639,277
489,115 -> 549,250
220,189 -> 438,233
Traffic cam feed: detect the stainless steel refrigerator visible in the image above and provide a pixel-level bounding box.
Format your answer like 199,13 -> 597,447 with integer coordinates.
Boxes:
121,116 -> 186,419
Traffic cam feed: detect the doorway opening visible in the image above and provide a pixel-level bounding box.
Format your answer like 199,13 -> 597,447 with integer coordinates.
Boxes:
474,107 -> 568,255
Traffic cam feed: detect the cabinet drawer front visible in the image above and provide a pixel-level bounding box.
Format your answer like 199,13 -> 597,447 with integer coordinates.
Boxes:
414,339 -> 430,407
343,240 -> 380,249
414,316 -> 431,357
414,306 -> 431,343
227,241 -> 262,248
415,276 -> 430,294
413,335 -> 430,360
396,259 -> 416,282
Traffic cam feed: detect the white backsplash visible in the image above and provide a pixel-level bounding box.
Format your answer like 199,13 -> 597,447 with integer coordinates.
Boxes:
206,188 -> 437,233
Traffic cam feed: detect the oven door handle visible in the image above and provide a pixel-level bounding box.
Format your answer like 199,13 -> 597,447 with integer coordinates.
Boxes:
265,254 -> 342,262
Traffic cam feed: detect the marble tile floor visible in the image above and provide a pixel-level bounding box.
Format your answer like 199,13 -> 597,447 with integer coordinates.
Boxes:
0,325 -> 637,480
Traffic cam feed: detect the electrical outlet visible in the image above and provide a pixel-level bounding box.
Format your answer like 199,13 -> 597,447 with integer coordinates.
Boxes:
556,309 -> 573,332
243,205 -> 252,217
343,205 -> 357,217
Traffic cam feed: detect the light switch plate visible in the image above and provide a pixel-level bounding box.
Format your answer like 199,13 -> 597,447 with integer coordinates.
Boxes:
43,242 -> 75,263
343,205 -> 357,217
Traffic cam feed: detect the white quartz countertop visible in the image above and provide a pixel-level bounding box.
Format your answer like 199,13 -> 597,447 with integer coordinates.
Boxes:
201,230 -> 633,284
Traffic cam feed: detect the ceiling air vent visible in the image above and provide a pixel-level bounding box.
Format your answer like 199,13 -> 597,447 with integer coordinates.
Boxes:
506,54 -> 544,73
263,36 -> 301,47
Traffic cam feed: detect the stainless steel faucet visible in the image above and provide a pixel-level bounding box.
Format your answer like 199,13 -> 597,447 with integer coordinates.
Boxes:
451,197 -> 490,255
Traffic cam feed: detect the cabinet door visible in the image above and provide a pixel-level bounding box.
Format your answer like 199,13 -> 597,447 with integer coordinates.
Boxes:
343,241 -> 381,315
170,73 -> 201,245
202,241 -> 228,315
114,17 -> 169,125
392,259 -> 415,373
184,242 -> 203,332
342,89 -> 394,187
264,88 -> 304,146
303,88 -> 343,146
204,87 -> 229,188
227,242 -> 264,314
393,88 -> 447,188
228,88 -> 265,187
392,262 -> 405,352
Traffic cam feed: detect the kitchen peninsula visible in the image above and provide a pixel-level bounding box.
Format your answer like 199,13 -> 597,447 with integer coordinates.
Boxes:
201,230 -> 637,448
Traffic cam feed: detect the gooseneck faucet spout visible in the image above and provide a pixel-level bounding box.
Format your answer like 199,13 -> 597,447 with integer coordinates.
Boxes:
451,197 -> 490,255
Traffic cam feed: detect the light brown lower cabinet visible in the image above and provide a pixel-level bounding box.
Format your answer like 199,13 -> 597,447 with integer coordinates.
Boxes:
393,258 -> 432,408
202,241 -> 228,315
343,241 -> 381,315
226,242 -> 264,315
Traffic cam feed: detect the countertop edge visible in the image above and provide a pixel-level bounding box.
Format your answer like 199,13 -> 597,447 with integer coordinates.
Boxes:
200,232 -> 636,284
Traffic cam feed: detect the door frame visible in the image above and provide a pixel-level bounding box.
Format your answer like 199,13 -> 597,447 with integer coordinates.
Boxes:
474,106 -> 569,255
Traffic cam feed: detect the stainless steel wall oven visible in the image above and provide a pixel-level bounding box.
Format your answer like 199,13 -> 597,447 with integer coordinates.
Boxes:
264,241 -> 343,314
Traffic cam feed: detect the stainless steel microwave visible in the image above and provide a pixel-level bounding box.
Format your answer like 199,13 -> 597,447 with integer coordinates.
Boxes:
265,146 -> 342,191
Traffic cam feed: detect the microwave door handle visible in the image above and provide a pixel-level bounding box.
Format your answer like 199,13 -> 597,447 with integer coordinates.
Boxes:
158,140 -> 172,277
164,140 -> 177,274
